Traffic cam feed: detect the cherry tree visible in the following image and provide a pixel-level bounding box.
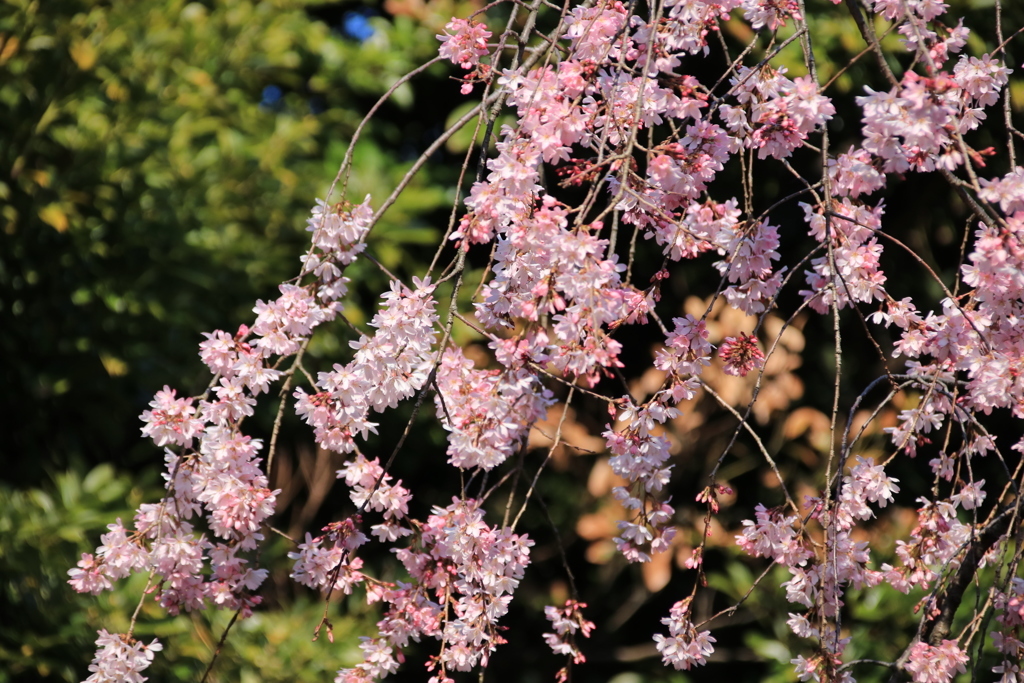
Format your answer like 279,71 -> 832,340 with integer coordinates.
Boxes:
70,0 -> 1024,681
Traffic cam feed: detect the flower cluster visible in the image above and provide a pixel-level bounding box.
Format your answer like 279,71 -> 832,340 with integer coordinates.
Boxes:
338,499 -> 533,681
73,199 -> 374,673
293,277 -> 439,454
991,578 -> 1024,682
73,428 -> 277,617
302,196 -> 373,301
433,346 -> 553,470
722,66 -> 835,160
739,453 -> 904,670
289,518 -> 368,594
603,399 -> 679,563
742,0 -> 802,31
883,497 -> 971,592
437,18 -> 491,70
735,503 -> 812,568
563,2 -> 629,62
653,599 -> 716,670
337,454 -> 412,541
253,284 -> 332,357
905,640 -> 969,683
82,631 -> 162,683
475,195 -> 638,384
197,326 -> 281,396
800,198 -> 887,314
139,386 -> 204,448
543,599 -> 595,680
437,17 -> 493,94
718,332 -> 765,377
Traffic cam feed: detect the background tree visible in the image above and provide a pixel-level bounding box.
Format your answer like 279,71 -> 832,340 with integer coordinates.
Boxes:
0,0 -> 463,679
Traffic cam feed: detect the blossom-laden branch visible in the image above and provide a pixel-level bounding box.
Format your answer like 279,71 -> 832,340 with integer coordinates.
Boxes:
70,0 -> 1024,681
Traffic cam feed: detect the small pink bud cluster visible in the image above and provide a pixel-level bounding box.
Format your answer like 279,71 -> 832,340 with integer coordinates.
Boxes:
718,332 -> 765,377
695,485 -> 731,514
543,599 -> 595,678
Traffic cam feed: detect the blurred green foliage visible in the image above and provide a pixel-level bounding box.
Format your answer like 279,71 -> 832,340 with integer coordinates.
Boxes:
0,465 -> 146,681
0,0 -> 460,679
0,465 -> 381,682
0,0 -> 454,484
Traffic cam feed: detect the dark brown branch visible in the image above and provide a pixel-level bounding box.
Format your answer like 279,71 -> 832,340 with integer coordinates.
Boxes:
844,0 -> 899,88
922,511 -> 1013,647
200,608 -> 242,683
888,508 -> 1017,682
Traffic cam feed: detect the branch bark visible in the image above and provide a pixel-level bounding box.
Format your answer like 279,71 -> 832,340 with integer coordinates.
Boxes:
888,508 -> 1016,682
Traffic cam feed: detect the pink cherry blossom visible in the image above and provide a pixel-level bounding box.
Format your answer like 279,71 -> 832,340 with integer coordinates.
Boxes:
906,640 -> 969,683
654,599 -> 716,670
437,18 -> 491,70
139,386 -> 204,448
543,600 -> 595,665
718,332 -> 765,377
83,631 -> 162,683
